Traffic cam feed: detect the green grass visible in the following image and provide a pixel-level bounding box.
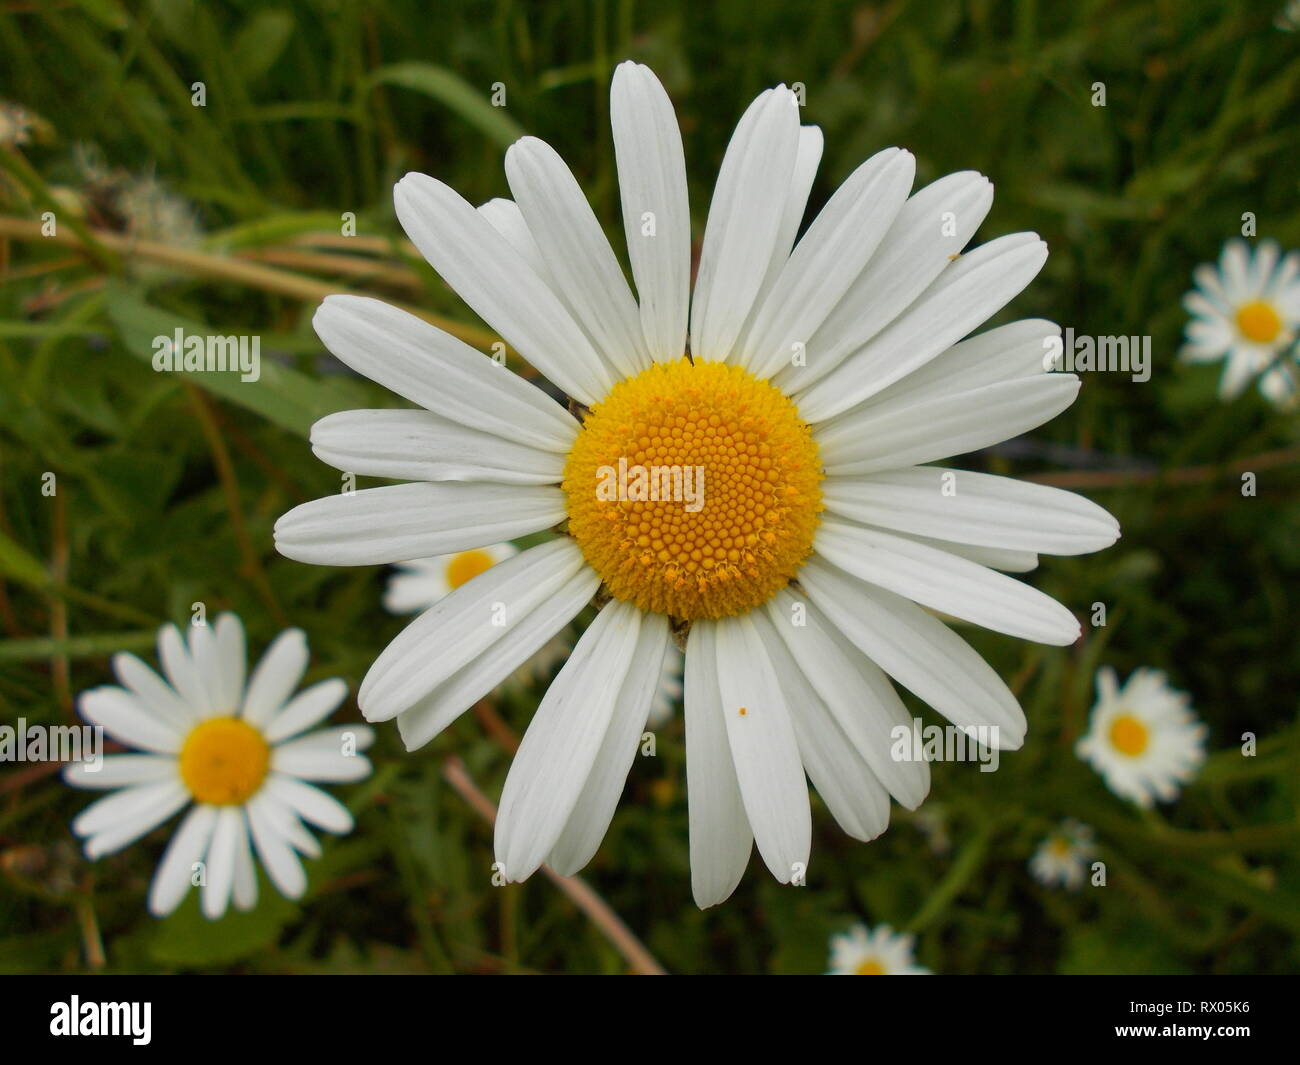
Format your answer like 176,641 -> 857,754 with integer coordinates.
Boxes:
1,0 -> 1298,974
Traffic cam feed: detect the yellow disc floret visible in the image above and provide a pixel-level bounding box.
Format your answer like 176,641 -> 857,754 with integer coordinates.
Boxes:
179,716 -> 271,805
1107,712 -> 1149,758
563,358 -> 823,620
1235,300 -> 1283,345
445,548 -> 497,590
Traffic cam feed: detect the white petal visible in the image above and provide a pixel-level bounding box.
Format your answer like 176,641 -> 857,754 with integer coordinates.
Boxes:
186,623 -> 226,716
750,607 -> 891,841
765,589 -> 929,809
263,678 -> 349,744
63,753 -> 177,791
796,232 -> 1049,422
477,197 -> 548,278
495,600 -> 644,881
255,793 -> 322,858
362,538 -> 589,721
547,609 -> 671,875
158,623 -> 209,716
275,482 -> 565,567
823,466 -> 1119,556
271,726 -> 374,782
684,620 -> 752,908
313,294 -> 578,452
148,804 -> 218,916
311,408 -> 565,485
777,170 -> 993,395
507,136 -> 650,379
814,520 -> 1081,645
892,534 -> 1039,573
262,774 -> 354,834
202,806 -> 242,919
799,559 -> 1027,747
246,794 -> 307,899
814,374 -> 1081,476
611,61 -> 691,362
738,147 -> 916,378
713,614 -> 811,883
214,614 -> 247,716
111,651 -> 196,728
394,562 -> 599,750
749,125 -> 824,314
78,687 -> 183,753
690,86 -> 800,362
231,817 -> 258,911
394,172 -> 614,405
77,780 -> 189,858
858,319 -> 1059,411
241,628 -> 309,728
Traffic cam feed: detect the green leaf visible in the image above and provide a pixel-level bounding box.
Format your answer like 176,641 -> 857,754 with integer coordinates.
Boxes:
148,882 -> 300,967
0,530 -> 49,590
366,62 -> 526,149
0,630 -> 156,662
232,9 -> 295,83
104,283 -> 371,438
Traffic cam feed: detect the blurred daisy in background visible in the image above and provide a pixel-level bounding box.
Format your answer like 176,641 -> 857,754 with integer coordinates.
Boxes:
277,60 -> 1120,907
64,615 -> 372,919
1180,238 -> 1300,407
1076,666 -> 1207,809
1029,818 -> 1096,891
827,923 -> 930,975
906,804 -> 952,857
383,543 -> 518,614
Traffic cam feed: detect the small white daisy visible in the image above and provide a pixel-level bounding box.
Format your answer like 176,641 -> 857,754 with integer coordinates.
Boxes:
383,543 -> 519,614
1075,666 -> 1207,809
276,61 -> 1120,907
63,614 -> 373,920
1180,238 -> 1300,406
1029,818 -> 1096,891
827,923 -> 929,975
645,642 -> 684,730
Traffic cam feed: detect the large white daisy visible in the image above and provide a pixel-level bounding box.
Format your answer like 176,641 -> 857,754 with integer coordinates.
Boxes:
275,62 -> 1119,907
1075,666 -> 1206,809
63,614 -> 373,919
1180,238 -> 1300,406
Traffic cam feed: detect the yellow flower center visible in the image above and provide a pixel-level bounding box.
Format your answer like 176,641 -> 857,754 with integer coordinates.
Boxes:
855,959 -> 887,975
1049,836 -> 1073,857
1235,300 -> 1283,344
178,717 -> 270,805
445,548 -> 497,590
563,359 -> 823,620
1107,712 -> 1149,758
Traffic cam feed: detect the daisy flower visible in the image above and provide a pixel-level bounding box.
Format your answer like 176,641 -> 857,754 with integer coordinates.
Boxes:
1180,238 -> 1300,406
827,924 -> 929,975
382,543 -> 518,614
1028,818 -> 1096,891
63,614 -> 373,919
1076,666 -> 1207,809
275,62 -> 1119,907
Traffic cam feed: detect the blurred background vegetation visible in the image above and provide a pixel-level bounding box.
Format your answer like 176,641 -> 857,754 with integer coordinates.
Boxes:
1,0 -> 1298,974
